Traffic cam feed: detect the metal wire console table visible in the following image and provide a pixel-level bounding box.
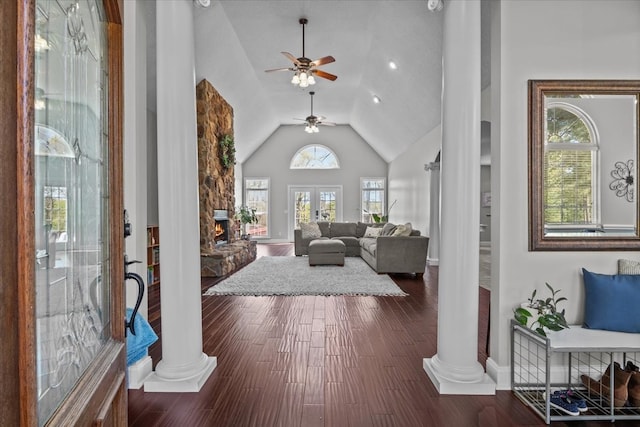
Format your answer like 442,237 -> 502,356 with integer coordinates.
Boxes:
511,320 -> 640,424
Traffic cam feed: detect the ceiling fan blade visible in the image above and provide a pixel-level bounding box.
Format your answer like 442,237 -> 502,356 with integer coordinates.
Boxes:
311,55 -> 335,67
293,118 -> 306,121
312,69 -> 338,81
281,52 -> 300,65
316,115 -> 327,121
319,121 -> 336,126
265,67 -> 293,73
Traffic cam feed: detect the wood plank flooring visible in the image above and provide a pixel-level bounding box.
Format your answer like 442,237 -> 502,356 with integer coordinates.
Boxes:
128,244 -> 632,426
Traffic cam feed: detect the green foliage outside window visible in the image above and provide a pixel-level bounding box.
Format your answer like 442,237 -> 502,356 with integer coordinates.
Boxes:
544,107 -> 595,225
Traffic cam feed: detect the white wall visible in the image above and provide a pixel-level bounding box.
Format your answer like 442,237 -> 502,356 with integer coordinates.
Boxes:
123,0 -> 149,314
388,125 -> 441,236
491,0 -> 640,384
242,125 -> 387,241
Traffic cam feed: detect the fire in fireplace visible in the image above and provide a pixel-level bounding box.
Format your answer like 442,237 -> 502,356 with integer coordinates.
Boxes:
213,210 -> 230,246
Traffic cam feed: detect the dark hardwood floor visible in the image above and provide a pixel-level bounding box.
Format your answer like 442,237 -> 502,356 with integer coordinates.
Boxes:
128,244 -> 631,426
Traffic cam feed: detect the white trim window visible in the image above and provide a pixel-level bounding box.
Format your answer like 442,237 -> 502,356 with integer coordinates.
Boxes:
290,144 -> 340,169
544,102 -> 600,228
361,178 -> 385,222
244,178 -> 269,238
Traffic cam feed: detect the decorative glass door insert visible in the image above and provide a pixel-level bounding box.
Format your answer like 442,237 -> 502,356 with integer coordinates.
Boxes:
34,0 -> 110,424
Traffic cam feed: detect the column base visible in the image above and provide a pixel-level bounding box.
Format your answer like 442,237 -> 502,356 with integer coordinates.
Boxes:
423,357 -> 496,395
127,356 -> 154,390
144,356 -> 217,392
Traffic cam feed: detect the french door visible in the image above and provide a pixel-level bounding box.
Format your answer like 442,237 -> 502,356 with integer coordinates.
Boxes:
289,186 -> 343,240
4,0 -> 126,425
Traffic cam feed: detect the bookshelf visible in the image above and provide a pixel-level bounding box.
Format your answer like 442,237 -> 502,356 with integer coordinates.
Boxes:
147,225 -> 160,286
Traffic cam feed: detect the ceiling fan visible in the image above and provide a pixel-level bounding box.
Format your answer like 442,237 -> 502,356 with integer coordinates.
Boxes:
295,91 -> 336,133
265,18 -> 337,88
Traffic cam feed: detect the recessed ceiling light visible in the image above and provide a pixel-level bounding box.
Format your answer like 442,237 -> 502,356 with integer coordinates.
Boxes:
373,95 -> 381,104
388,61 -> 397,70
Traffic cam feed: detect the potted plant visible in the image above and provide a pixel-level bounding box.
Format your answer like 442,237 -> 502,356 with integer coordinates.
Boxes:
514,282 -> 569,337
236,205 -> 258,239
371,199 -> 397,223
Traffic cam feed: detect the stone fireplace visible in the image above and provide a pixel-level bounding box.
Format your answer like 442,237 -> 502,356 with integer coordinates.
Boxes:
197,79 -> 256,277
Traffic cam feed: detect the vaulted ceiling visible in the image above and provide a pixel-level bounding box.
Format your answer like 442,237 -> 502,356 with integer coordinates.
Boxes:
148,1 -> 490,163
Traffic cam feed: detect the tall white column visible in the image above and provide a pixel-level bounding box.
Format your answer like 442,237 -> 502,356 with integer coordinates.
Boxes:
425,160 -> 440,265
144,0 -> 216,392
423,0 -> 495,395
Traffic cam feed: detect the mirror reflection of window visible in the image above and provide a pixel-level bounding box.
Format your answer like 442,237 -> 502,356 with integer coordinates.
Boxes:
544,104 -> 599,231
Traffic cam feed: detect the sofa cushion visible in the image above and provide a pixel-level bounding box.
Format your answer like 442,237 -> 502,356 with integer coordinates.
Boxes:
300,222 -> 322,239
380,222 -> 397,236
363,226 -> 382,238
391,223 -> 413,237
582,268 -> 640,333
317,221 -> 331,237
330,222 -> 357,238
360,237 -> 377,257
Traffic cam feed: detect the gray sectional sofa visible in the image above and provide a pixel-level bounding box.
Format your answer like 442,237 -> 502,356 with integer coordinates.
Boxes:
294,221 -> 429,276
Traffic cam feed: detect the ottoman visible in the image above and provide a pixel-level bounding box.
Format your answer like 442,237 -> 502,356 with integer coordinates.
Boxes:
308,239 -> 346,266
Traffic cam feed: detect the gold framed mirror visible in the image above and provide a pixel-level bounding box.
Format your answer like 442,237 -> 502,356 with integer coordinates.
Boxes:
529,80 -> 640,251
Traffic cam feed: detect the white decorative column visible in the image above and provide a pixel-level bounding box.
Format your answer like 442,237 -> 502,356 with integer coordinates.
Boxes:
425,159 -> 440,265
423,0 -> 495,394
144,0 -> 216,392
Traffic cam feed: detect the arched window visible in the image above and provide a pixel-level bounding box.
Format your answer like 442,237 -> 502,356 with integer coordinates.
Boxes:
544,102 -> 599,227
290,144 -> 340,169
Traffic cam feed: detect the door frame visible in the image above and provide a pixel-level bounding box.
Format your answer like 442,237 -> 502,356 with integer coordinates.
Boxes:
8,0 -> 126,425
287,185 -> 343,240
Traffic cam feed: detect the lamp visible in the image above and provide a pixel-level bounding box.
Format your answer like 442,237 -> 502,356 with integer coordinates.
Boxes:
292,69 -> 316,88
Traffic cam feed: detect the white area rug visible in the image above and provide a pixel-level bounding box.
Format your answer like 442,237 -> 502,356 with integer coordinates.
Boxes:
204,256 -> 407,297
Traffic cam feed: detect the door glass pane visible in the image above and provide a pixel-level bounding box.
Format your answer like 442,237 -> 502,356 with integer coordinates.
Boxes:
319,191 -> 336,221
34,0 -> 110,424
294,191 -> 311,228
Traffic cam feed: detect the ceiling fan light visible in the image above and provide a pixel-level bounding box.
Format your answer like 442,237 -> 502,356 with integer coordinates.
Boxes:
291,74 -> 300,85
299,71 -> 308,81
305,125 -> 312,133
307,75 -> 316,85
313,125 -> 319,133
299,80 -> 309,88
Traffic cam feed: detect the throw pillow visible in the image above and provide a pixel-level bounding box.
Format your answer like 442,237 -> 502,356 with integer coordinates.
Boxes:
363,226 -> 382,238
391,222 -> 413,237
582,268 -> 640,333
618,259 -> 640,275
380,222 -> 397,236
300,222 -> 322,239
356,222 -> 383,237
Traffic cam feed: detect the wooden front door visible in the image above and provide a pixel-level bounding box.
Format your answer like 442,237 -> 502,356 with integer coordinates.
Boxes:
1,0 -> 126,425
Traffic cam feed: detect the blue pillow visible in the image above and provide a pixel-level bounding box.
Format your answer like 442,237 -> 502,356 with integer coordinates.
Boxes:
582,268 -> 640,333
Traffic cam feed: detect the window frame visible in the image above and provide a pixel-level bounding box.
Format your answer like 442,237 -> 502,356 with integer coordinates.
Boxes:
244,177 -> 270,239
360,177 -> 386,223
543,102 -> 600,230
290,144 -> 340,169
